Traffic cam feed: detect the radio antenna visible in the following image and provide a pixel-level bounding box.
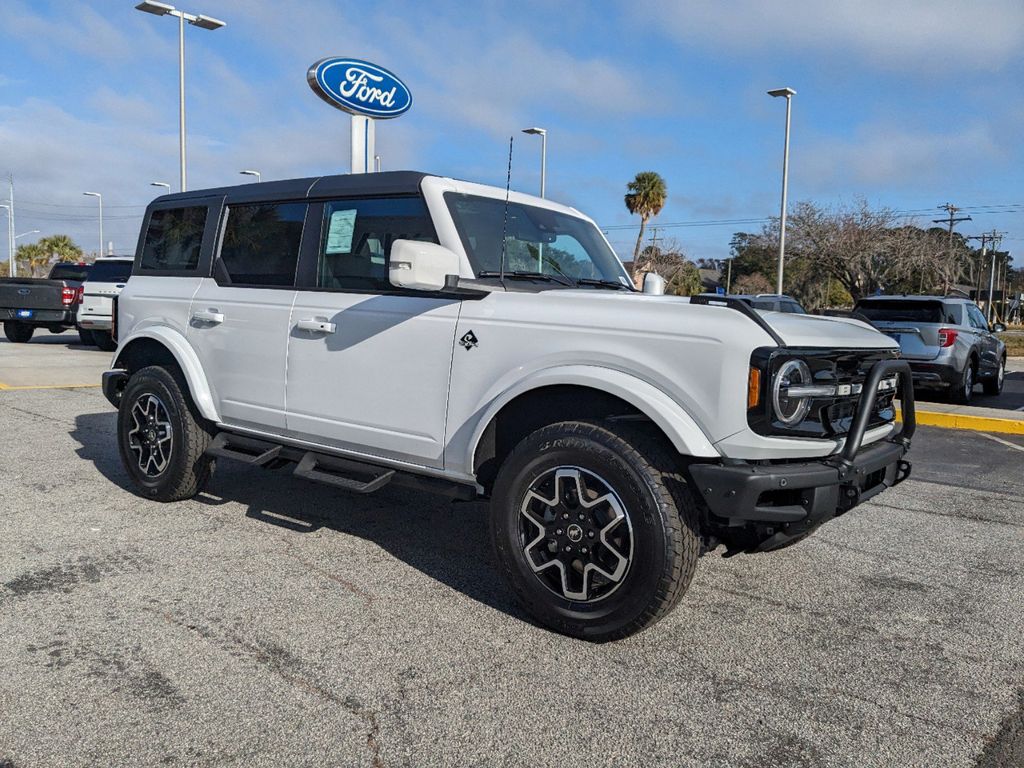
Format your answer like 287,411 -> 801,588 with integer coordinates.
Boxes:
499,135 -> 513,286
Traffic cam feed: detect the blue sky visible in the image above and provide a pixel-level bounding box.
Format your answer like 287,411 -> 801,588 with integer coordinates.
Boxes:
1,0 -> 1021,262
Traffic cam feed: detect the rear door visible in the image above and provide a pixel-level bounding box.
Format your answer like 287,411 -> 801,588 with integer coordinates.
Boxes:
854,299 -> 950,360
284,195 -> 460,468
187,200 -> 307,432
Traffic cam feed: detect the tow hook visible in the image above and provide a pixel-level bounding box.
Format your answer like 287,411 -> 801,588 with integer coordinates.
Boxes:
895,459 -> 912,484
838,484 -> 861,512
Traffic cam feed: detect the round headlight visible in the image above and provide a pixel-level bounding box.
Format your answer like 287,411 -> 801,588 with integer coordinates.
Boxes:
772,359 -> 813,426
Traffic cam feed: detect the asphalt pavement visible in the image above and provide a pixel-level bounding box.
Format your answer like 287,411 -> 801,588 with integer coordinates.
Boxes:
1,335 -> 1023,767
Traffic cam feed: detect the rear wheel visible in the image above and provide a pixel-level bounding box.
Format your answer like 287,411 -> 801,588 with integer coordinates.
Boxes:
3,321 -> 34,343
490,420 -> 700,642
982,357 -> 1005,396
118,365 -> 215,501
950,360 -> 975,404
92,330 -> 117,352
77,327 -> 96,346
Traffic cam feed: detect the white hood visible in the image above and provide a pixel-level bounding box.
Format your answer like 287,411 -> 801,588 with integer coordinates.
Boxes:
757,310 -> 896,350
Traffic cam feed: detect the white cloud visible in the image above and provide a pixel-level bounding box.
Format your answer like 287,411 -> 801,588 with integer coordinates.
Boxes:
637,0 -> 1024,72
799,122 -> 1002,190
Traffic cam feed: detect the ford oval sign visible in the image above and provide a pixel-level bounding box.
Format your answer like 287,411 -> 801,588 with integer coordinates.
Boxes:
307,58 -> 412,119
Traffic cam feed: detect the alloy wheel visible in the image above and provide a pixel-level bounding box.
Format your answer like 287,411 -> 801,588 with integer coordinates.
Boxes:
127,393 -> 174,477
518,466 -> 634,603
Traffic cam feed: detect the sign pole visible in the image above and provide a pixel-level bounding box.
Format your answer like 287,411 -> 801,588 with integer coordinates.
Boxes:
350,115 -> 376,174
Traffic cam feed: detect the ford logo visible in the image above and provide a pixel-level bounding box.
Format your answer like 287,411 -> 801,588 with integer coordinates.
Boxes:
18,288 -> 30,295
307,58 -> 412,119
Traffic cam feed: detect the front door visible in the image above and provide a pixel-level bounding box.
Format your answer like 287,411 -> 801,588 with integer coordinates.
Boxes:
187,200 -> 307,431
284,195 -> 460,468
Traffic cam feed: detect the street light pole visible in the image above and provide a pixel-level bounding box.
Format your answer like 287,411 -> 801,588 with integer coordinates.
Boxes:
83,192 -> 103,257
150,182 -> 171,192
239,169 -> 261,183
522,127 -> 547,197
0,204 -> 11,277
768,87 -> 796,295
136,2 -> 226,193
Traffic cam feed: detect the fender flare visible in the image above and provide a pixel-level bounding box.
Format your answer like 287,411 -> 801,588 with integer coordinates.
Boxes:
465,365 -> 720,470
114,326 -> 220,422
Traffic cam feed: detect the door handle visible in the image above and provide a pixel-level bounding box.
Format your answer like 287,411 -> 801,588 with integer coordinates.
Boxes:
296,318 -> 336,334
192,309 -> 224,324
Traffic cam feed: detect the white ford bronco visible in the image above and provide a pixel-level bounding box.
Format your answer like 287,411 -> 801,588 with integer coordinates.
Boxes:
103,171 -> 915,641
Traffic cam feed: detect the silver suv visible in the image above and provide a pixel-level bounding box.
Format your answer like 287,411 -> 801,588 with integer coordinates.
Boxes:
854,295 -> 1007,403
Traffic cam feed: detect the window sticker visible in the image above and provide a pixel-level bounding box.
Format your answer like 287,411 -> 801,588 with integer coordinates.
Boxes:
325,209 -> 357,254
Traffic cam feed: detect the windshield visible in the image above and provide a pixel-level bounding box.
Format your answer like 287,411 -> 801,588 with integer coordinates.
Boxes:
86,260 -> 132,283
444,193 -> 630,286
49,263 -> 91,282
855,299 -> 954,324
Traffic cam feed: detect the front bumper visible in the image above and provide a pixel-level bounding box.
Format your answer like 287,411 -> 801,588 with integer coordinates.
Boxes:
689,358 -> 915,552
102,369 -> 129,408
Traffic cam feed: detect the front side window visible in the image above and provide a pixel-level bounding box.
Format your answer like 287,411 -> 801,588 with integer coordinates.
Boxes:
444,193 -> 629,285
219,202 -> 307,287
140,206 -> 207,272
967,304 -> 989,330
316,196 -> 436,291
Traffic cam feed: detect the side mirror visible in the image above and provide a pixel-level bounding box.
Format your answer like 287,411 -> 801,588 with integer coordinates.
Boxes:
642,272 -> 665,295
389,240 -> 460,292
993,322 -> 1007,333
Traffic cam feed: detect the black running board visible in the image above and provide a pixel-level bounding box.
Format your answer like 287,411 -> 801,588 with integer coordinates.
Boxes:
206,433 -> 282,466
293,452 -> 395,494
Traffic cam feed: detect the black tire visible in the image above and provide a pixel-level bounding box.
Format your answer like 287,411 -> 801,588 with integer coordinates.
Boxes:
490,420 -> 700,642
77,327 -> 96,346
949,360 -> 976,404
92,330 -> 117,352
117,365 -> 215,502
3,321 -> 34,343
982,356 -> 1005,396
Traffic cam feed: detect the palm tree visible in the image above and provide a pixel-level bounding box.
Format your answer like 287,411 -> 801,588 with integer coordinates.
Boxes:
624,171 -> 667,282
39,234 -> 83,263
15,242 -> 49,276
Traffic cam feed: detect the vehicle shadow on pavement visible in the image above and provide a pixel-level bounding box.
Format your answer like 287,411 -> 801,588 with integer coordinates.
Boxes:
69,411 -> 526,622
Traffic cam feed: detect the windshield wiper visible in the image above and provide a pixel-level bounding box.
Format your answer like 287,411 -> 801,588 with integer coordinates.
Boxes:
575,277 -> 633,291
477,270 -> 575,287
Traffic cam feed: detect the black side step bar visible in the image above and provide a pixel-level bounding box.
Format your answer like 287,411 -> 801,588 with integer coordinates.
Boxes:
293,452 -> 395,494
206,433 -> 282,466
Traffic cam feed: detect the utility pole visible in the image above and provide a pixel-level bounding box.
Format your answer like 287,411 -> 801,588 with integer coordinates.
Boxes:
965,230 -> 1006,323
932,203 -> 971,294
8,174 -> 15,278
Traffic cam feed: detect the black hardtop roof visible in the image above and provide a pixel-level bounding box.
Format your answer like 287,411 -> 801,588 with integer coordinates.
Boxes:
149,171 -> 433,206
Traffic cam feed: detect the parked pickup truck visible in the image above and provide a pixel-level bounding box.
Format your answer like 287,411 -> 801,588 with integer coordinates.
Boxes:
101,171 -> 916,641
0,262 -> 91,343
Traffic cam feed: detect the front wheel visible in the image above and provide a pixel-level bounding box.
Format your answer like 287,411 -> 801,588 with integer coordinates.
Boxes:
3,321 -> 34,343
117,365 -> 215,501
490,420 -> 701,641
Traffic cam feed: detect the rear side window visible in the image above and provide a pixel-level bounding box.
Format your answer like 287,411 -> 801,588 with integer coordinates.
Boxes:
140,206 -> 207,272
855,300 -> 954,324
316,196 -> 436,291
86,260 -> 132,283
219,202 -> 307,287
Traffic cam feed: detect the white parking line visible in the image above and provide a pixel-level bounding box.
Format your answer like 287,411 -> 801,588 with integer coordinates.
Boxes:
978,431 -> 1024,452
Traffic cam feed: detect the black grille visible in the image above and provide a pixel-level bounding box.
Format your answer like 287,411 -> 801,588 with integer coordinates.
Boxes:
749,348 -> 900,438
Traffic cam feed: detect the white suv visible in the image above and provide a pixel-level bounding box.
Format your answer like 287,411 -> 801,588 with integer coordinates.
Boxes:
76,256 -> 133,351
102,171 -> 915,640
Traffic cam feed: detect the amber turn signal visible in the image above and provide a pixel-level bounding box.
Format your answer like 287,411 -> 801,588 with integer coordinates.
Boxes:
747,367 -> 761,409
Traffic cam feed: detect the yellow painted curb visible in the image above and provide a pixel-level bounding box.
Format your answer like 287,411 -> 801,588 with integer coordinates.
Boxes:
898,408 -> 1024,435
0,383 -> 101,391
